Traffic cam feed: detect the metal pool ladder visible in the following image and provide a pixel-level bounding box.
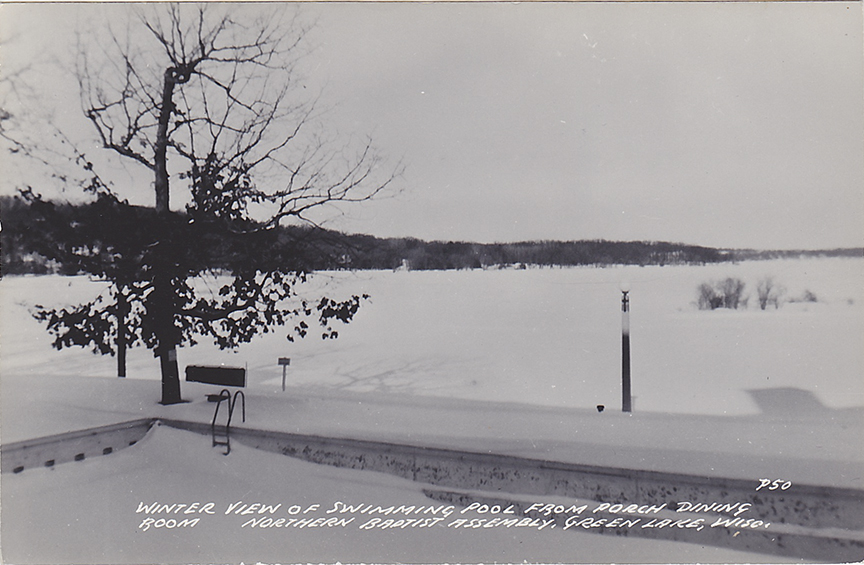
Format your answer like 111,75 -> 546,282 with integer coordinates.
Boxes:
209,389 -> 245,455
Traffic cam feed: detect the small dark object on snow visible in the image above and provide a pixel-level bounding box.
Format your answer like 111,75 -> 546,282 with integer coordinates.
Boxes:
596,405 -> 605,413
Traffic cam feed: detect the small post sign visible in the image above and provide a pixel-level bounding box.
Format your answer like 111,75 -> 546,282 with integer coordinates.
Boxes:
278,357 -> 291,391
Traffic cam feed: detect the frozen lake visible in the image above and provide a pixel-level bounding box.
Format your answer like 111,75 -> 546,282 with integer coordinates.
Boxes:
3,257 -> 862,415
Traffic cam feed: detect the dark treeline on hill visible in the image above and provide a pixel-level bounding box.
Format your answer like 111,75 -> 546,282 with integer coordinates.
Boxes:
1,195 -> 860,275
0,194 -> 343,276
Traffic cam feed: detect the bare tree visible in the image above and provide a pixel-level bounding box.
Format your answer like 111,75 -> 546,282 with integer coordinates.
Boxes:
717,277 -> 747,310
757,276 -> 786,310
696,277 -> 747,310
34,4 -> 397,404
0,32 -> 35,157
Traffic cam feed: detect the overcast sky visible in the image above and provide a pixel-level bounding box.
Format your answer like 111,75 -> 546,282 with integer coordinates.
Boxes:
2,2 -> 862,250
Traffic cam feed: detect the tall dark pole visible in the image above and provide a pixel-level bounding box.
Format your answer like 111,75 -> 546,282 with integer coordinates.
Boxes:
621,287 -> 632,413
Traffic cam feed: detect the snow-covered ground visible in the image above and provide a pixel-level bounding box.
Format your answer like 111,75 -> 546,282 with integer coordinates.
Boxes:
3,423 -> 800,565
1,258 -> 862,564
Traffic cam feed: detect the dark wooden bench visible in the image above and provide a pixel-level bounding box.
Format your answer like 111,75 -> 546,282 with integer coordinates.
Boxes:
185,365 -> 246,388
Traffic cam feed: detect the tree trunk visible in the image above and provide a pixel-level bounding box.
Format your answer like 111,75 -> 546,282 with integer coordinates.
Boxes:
154,69 -> 175,215
153,253 -> 183,404
117,287 -> 128,378
153,68 -> 183,405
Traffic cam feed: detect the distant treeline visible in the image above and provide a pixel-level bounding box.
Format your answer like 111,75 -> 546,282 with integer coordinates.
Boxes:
719,248 -> 863,261
339,234 -> 727,270
1,195 -> 860,275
